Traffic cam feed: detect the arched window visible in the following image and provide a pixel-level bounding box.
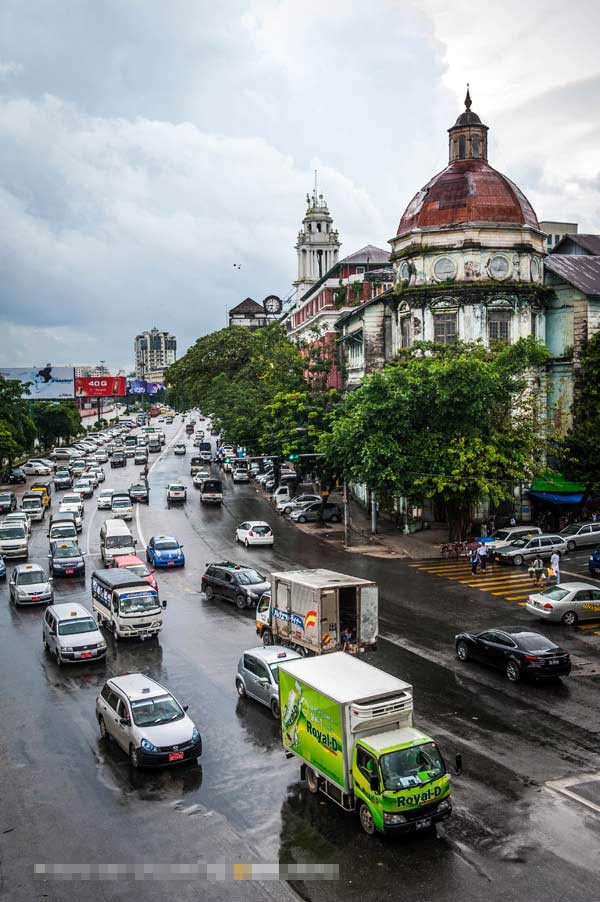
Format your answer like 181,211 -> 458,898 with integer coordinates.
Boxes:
472,135 -> 480,158
458,135 -> 466,160
317,223 -> 322,232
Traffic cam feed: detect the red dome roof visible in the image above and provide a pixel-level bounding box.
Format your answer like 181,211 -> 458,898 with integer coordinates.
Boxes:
397,160 -> 539,236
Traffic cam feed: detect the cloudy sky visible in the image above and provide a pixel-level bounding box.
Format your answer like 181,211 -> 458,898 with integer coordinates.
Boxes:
1,0 -> 598,371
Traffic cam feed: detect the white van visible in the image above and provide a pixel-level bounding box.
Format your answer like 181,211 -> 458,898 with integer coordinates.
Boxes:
485,524 -> 542,550
100,519 -> 137,565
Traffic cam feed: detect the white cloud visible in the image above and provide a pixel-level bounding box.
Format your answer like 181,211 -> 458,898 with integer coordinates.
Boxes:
0,60 -> 22,79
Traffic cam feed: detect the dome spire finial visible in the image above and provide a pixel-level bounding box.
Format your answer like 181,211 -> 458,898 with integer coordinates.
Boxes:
465,83 -> 472,111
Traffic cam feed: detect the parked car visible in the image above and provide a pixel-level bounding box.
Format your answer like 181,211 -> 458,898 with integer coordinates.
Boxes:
0,492 -> 17,514
202,561 -> 270,609
289,502 -> 341,524
129,483 -> 149,503
22,459 -> 52,476
525,582 -> 600,625
559,522 -> 600,552
95,674 -> 202,768
9,563 -> 53,606
235,521 -> 274,547
278,494 -> 322,515
146,535 -> 185,569
493,534 -> 568,566
167,483 -> 187,504
236,646 -> 303,718
1,467 -> 26,484
455,625 -> 571,682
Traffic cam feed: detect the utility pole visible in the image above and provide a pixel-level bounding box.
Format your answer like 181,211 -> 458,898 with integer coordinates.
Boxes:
371,489 -> 378,534
343,480 -> 352,547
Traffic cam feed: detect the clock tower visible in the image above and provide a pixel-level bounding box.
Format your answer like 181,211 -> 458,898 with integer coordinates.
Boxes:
293,175 -> 340,299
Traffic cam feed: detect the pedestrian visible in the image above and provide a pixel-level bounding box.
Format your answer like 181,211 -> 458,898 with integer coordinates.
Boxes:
550,551 -> 561,585
509,515 -> 516,527
470,546 -> 479,576
530,556 -> 544,586
477,542 -> 488,572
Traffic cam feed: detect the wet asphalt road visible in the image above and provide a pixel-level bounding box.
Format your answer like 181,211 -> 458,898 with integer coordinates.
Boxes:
1,417 -> 600,901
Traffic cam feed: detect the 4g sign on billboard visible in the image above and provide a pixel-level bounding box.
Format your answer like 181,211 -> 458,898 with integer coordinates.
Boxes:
75,376 -> 127,398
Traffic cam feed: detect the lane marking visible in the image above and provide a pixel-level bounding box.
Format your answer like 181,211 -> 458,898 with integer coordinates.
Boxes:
546,773 -> 600,815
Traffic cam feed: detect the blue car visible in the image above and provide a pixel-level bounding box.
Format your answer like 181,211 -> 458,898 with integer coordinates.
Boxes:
146,535 -> 185,569
0,554 -> 6,579
589,546 -> 600,578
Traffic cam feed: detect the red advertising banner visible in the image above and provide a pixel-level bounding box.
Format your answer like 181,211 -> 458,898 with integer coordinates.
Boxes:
75,376 -> 127,398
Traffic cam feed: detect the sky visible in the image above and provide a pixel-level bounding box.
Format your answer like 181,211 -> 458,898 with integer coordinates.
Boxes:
0,0 -> 599,371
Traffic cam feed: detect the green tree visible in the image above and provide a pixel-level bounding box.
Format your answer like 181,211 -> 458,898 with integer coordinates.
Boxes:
561,331 -> 600,502
0,377 -> 36,462
260,388 -> 340,462
31,401 -> 82,450
321,338 -> 549,539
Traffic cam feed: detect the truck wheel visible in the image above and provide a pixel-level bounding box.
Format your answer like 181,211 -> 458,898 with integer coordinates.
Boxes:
262,630 -> 274,647
359,803 -> 375,835
306,768 -> 319,794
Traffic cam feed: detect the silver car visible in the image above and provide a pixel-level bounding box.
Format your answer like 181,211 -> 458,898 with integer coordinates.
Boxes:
97,489 -> 113,510
0,522 -> 29,559
95,673 -> 202,768
525,582 -> 600,625
559,522 -> 600,552
494,534 -> 568,566
236,646 -> 302,718
9,563 -> 53,605
43,602 -> 106,664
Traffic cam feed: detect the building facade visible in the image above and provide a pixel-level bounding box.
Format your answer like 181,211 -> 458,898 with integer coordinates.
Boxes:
539,220 -> 578,254
228,297 -> 269,329
134,328 -> 176,380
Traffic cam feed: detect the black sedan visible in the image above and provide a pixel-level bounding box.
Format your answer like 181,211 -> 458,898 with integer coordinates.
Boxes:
129,482 -> 149,503
1,467 -> 26,485
455,626 -> 571,682
48,542 -> 86,578
0,492 -> 18,514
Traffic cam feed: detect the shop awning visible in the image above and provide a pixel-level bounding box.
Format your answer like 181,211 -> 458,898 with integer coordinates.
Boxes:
529,472 -> 585,494
527,490 -> 584,505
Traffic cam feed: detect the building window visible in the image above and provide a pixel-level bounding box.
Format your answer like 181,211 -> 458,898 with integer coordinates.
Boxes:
433,313 -> 457,345
316,223 -> 322,232
488,311 -> 511,343
472,135 -> 480,158
554,234 -> 560,244
458,135 -> 466,159
347,332 -> 364,366
530,311 -> 536,339
400,316 -> 411,348
356,266 -> 365,274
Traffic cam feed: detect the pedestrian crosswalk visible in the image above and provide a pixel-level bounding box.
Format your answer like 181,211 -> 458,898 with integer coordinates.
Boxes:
408,560 -> 600,635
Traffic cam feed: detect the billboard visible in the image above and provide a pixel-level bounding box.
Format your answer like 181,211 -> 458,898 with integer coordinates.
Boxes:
75,376 -> 127,398
126,380 -> 164,395
0,366 -> 75,400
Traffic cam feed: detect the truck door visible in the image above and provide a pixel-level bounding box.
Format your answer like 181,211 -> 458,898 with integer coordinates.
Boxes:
321,589 -> 338,649
275,581 -> 291,639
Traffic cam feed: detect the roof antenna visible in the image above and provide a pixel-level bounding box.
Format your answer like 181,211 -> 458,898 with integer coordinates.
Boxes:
465,83 -> 472,110
313,169 -> 318,205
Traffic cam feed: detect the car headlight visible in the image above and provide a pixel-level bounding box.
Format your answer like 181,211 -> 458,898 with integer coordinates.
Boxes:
62,646 -> 73,653
154,550 -> 162,558
437,799 -> 451,813
384,813 -> 407,825
192,727 -> 200,743
141,738 -> 158,752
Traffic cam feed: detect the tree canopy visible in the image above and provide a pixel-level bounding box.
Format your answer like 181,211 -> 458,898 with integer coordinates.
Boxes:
0,377 -> 36,464
31,401 -> 82,451
321,338 -> 550,538
561,330 -> 600,499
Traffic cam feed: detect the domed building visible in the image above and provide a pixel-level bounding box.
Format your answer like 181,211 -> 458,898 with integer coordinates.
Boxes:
388,90 -> 547,351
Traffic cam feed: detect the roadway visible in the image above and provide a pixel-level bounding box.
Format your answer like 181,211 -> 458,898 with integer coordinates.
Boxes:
1,415 -> 600,901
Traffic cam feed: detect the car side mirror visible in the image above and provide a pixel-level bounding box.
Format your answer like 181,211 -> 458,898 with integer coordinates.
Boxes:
183,705 -> 189,712
133,539 -> 137,545
47,553 -> 51,559
120,718 -> 131,727
162,599 -> 167,609
81,552 -> 87,556
455,753 -> 463,775
369,774 -> 380,793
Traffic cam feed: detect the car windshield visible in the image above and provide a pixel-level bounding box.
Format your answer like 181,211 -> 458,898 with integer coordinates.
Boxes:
106,535 -> 133,549
155,539 -> 179,550
130,485 -> 145,492
509,538 -> 528,548
125,564 -> 150,578
58,617 -> 97,635
252,525 -> 271,535
491,530 -> 509,540
51,526 -> 75,538
113,500 -> 131,509
203,481 -> 222,492
54,545 -> 80,559
131,694 -> 184,726
380,742 -> 445,791
0,527 -> 25,539
62,496 -> 80,504
540,586 -> 571,601
170,485 -> 185,491
0,494 -> 12,503
516,633 -> 557,652
235,569 -> 265,585
561,525 -> 581,535
17,570 -> 45,585
118,591 -> 159,613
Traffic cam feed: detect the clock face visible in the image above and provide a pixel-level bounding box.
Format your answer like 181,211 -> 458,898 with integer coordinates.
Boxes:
530,257 -> 541,282
489,255 -> 510,280
263,295 -> 282,314
433,257 -> 456,281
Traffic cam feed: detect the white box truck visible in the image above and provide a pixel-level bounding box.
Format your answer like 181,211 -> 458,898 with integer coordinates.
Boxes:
255,568 -> 378,655
278,652 -> 457,835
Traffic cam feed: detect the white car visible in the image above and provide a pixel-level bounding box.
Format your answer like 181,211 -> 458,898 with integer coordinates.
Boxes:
277,493 -> 322,514
232,468 -> 249,483
4,511 -> 32,536
57,503 -> 83,531
73,478 -> 94,499
22,460 -> 52,476
173,443 -> 186,456
94,450 -> 109,463
81,470 -> 99,488
111,494 -> 133,521
93,466 -> 106,483
61,492 -> 85,515
235,521 -> 274,547
167,483 -> 187,504
97,489 -> 113,510
192,470 -> 210,487
9,563 -> 53,606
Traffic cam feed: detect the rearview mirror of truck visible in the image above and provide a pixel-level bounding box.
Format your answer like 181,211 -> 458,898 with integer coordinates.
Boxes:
162,600 -> 167,608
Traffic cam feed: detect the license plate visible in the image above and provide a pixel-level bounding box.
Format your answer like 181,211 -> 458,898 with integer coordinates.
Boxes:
79,651 -> 93,659
139,632 -> 149,640
66,569 -> 74,574
415,817 -> 432,830
168,751 -> 184,762
167,561 -> 174,566
548,658 -> 559,665
32,596 -> 41,601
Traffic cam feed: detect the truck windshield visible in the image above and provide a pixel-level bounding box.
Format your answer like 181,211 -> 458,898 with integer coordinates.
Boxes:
22,499 -> 41,510
118,591 -> 159,613
380,742 -> 445,791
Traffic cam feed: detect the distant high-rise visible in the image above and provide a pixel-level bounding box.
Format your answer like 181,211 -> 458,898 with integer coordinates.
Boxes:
134,328 -> 176,381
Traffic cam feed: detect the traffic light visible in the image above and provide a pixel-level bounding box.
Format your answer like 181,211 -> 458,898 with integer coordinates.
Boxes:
288,452 -> 300,461
225,457 -> 231,463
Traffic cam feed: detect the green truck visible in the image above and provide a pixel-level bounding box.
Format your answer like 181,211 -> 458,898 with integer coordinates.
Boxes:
279,652 -> 457,835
